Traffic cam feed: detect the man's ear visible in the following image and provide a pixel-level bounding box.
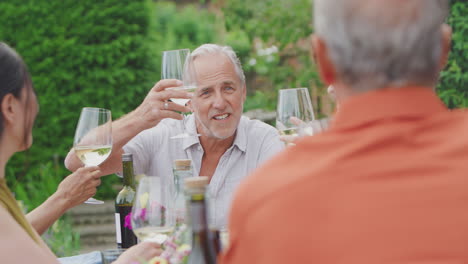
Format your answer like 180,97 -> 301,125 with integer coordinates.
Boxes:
439,23 -> 452,71
311,34 -> 336,85
1,93 -> 20,125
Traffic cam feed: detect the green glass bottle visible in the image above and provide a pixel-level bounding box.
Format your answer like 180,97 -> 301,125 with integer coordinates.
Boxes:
115,153 -> 137,248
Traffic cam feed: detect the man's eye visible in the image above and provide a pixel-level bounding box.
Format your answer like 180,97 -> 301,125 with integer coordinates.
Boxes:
225,86 -> 234,91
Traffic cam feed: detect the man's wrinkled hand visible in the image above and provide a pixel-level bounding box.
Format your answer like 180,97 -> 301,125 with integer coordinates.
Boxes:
133,79 -> 193,131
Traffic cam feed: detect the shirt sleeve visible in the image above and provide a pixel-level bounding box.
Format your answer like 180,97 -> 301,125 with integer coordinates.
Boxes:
123,129 -> 153,176
123,123 -> 169,176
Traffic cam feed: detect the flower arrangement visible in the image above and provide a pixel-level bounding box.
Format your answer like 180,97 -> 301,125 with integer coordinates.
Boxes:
128,224 -> 191,264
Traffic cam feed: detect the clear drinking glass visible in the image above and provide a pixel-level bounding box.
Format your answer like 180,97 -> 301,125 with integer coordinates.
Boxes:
161,49 -> 200,139
73,107 -> 112,205
131,176 -> 176,245
101,249 -> 125,264
276,88 -> 315,137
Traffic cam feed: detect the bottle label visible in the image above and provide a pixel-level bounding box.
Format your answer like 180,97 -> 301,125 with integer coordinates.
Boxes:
115,213 -> 122,244
116,205 -> 138,248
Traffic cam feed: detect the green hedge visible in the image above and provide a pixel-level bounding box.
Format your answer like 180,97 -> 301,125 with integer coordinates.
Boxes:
149,1 -> 221,80
437,0 -> 468,108
222,0 -> 467,111
0,0 -> 155,198
221,0 -> 324,113
0,0 -> 154,255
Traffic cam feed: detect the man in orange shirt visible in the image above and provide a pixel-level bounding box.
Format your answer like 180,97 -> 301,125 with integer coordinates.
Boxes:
222,0 -> 468,263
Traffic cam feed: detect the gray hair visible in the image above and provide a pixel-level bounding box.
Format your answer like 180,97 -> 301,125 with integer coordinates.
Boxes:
314,0 -> 449,92
190,44 -> 246,85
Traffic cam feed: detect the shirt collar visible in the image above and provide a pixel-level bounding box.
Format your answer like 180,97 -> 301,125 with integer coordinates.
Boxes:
182,114 -> 201,150
232,116 -> 247,153
331,86 -> 448,130
182,114 -> 247,152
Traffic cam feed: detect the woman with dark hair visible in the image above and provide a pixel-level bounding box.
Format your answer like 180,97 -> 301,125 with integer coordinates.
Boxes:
0,42 -> 161,263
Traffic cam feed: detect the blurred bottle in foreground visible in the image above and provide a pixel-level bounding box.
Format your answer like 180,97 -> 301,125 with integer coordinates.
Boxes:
115,153 -> 138,248
185,176 -> 219,264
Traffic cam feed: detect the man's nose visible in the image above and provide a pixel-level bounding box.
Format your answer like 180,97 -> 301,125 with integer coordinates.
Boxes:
212,92 -> 227,110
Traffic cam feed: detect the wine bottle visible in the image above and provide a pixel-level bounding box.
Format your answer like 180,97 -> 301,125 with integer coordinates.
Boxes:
185,176 -> 218,264
115,153 -> 138,248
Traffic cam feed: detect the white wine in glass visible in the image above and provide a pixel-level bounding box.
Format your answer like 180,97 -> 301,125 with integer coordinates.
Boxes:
73,107 -> 113,205
166,85 -> 197,106
133,226 -> 175,244
74,145 -> 112,166
132,176 -> 176,245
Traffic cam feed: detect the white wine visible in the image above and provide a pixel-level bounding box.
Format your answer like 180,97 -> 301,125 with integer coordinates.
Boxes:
74,145 -> 112,166
279,128 -> 299,137
133,226 -> 174,244
167,85 -> 197,106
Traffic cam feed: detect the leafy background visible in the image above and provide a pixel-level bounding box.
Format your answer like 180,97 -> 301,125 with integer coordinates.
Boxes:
0,0 -> 465,256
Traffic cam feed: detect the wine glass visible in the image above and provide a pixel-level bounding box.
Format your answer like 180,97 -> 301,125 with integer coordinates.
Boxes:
73,107 -> 113,205
276,88 -> 315,138
161,49 -> 200,139
131,176 -> 176,245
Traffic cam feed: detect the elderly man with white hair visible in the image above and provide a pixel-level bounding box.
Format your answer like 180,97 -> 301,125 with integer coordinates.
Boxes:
222,0 -> 468,263
65,44 -> 284,229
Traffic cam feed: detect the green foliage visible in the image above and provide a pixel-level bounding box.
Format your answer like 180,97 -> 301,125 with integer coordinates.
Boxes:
149,1 -> 222,79
223,0 -> 313,49
11,161 -> 62,210
220,0 -> 324,113
0,0 -> 155,254
44,217 -> 81,257
0,0 -> 155,203
243,90 -> 277,111
437,0 -> 468,108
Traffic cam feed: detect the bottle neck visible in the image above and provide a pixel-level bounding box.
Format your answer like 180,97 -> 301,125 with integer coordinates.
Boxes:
174,167 -> 193,197
189,193 -> 208,233
188,191 -> 218,264
122,160 -> 135,188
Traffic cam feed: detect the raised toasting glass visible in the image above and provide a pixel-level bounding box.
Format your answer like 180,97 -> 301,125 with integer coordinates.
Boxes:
131,176 -> 176,245
276,88 -> 315,138
161,49 -> 200,139
73,107 -> 113,205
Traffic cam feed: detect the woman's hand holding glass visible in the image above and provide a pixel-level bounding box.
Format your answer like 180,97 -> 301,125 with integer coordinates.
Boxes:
72,107 -> 112,204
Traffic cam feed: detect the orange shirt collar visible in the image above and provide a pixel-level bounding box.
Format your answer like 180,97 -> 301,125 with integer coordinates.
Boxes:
331,86 -> 448,130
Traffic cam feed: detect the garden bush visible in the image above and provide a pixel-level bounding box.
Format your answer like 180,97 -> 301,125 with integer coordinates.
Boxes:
0,0 -> 155,198
0,0 -> 155,254
437,0 -> 468,108
221,0 -> 325,113
149,1 -> 222,81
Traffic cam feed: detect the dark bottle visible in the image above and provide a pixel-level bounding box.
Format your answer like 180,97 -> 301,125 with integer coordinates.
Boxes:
115,153 -> 138,248
185,176 -> 219,264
